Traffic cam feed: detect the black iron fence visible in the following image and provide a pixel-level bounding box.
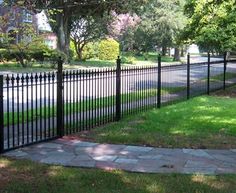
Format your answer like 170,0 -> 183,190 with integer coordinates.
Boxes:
1,54 -> 236,153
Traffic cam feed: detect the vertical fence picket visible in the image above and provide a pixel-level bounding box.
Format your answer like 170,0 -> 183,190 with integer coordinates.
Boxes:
57,58 -> 64,137
0,75 -> 4,153
207,52 -> 211,95
157,55 -> 161,108
6,75 -> 10,149
116,56 -> 121,121
224,52 -> 227,90
187,53 -> 190,99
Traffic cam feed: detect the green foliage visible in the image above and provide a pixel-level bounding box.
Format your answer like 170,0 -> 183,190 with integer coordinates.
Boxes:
45,49 -> 67,63
82,42 -> 99,60
98,39 -> 120,60
121,56 -> 136,64
182,0 -> 236,53
133,0 -> 187,55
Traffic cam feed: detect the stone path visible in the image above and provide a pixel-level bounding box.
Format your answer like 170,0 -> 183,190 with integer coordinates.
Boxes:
4,138 -> 236,175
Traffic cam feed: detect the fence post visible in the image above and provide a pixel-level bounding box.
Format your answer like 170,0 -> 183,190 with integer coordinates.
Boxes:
207,52 -> 211,95
116,56 -> 121,121
57,57 -> 64,137
187,53 -> 190,99
157,54 -> 161,108
223,52 -> 227,90
0,75 -> 4,153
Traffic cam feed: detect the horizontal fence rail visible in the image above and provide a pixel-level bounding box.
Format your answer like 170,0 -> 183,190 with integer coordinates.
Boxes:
1,54 -> 236,153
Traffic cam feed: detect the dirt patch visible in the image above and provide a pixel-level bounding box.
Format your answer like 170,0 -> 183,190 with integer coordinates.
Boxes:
212,86 -> 236,98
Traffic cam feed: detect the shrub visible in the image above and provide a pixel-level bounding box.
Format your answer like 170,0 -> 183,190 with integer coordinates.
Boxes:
0,49 -> 9,61
82,42 -> 99,60
121,56 -> 136,64
98,39 -> 120,60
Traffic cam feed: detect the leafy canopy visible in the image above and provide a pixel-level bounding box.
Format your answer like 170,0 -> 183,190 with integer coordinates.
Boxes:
182,0 -> 236,53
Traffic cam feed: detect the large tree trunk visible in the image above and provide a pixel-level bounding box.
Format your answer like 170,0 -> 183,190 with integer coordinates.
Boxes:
174,47 -> 180,61
76,48 -> 83,61
55,8 -> 72,62
181,47 -> 184,57
162,46 -> 167,56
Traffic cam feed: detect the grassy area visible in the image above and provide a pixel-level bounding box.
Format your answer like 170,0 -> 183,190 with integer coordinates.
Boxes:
211,72 -> 236,82
77,94 -> 236,149
4,87 -> 185,126
70,59 -> 116,68
0,62 -> 54,73
200,72 -> 236,83
0,52 -> 178,73
1,157 -> 236,193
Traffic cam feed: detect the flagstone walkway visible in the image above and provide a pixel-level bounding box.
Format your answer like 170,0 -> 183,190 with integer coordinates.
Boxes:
4,138 -> 236,175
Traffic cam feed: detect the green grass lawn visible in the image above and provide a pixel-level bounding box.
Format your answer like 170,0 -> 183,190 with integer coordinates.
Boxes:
211,72 -> 236,82
200,72 -> 236,83
1,157 -> 236,193
0,52 -> 177,73
77,94 -> 236,149
0,62 -> 54,73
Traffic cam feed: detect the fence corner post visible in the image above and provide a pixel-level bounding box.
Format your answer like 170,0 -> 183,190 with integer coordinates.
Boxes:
207,52 -> 211,95
187,53 -> 190,99
116,56 -> 121,121
57,57 -> 64,137
157,54 -> 161,108
0,75 -> 4,153
223,52 -> 227,90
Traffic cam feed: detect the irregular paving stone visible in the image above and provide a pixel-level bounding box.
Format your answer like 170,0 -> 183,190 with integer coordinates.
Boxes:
4,150 -> 28,157
124,146 -> 153,152
41,152 -> 75,165
182,167 -> 217,175
211,154 -> 236,163
96,161 -> 118,170
36,143 -> 62,149
92,155 -> 117,162
72,141 -> 98,147
115,163 -> 135,171
4,138 -> 236,175
69,160 -> 96,168
138,155 -> 163,160
184,160 -> 218,168
183,149 -> 213,159
216,167 -> 236,174
151,148 -> 184,156
72,155 -> 93,161
115,158 -> 138,164
90,145 -> 124,156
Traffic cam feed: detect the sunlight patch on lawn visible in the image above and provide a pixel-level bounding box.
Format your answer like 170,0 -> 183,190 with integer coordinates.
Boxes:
191,175 -> 231,190
0,159 -> 10,168
47,166 -> 63,177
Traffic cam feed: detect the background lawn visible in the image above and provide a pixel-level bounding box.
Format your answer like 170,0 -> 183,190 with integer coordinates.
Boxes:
1,157 -> 236,193
76,91 -> 236,149
0,52 -> 178,73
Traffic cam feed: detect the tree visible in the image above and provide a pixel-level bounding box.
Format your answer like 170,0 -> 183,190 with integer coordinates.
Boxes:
70,14 -> 109,60
2,23 -> 47,67
109,12 -> 140,52
7,0 -> 147,58
132,0 -> 186,59
182,0 -> 236,54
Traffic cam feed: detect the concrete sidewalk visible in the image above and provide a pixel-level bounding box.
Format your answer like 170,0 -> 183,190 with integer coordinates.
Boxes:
4,138 -> 236,175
